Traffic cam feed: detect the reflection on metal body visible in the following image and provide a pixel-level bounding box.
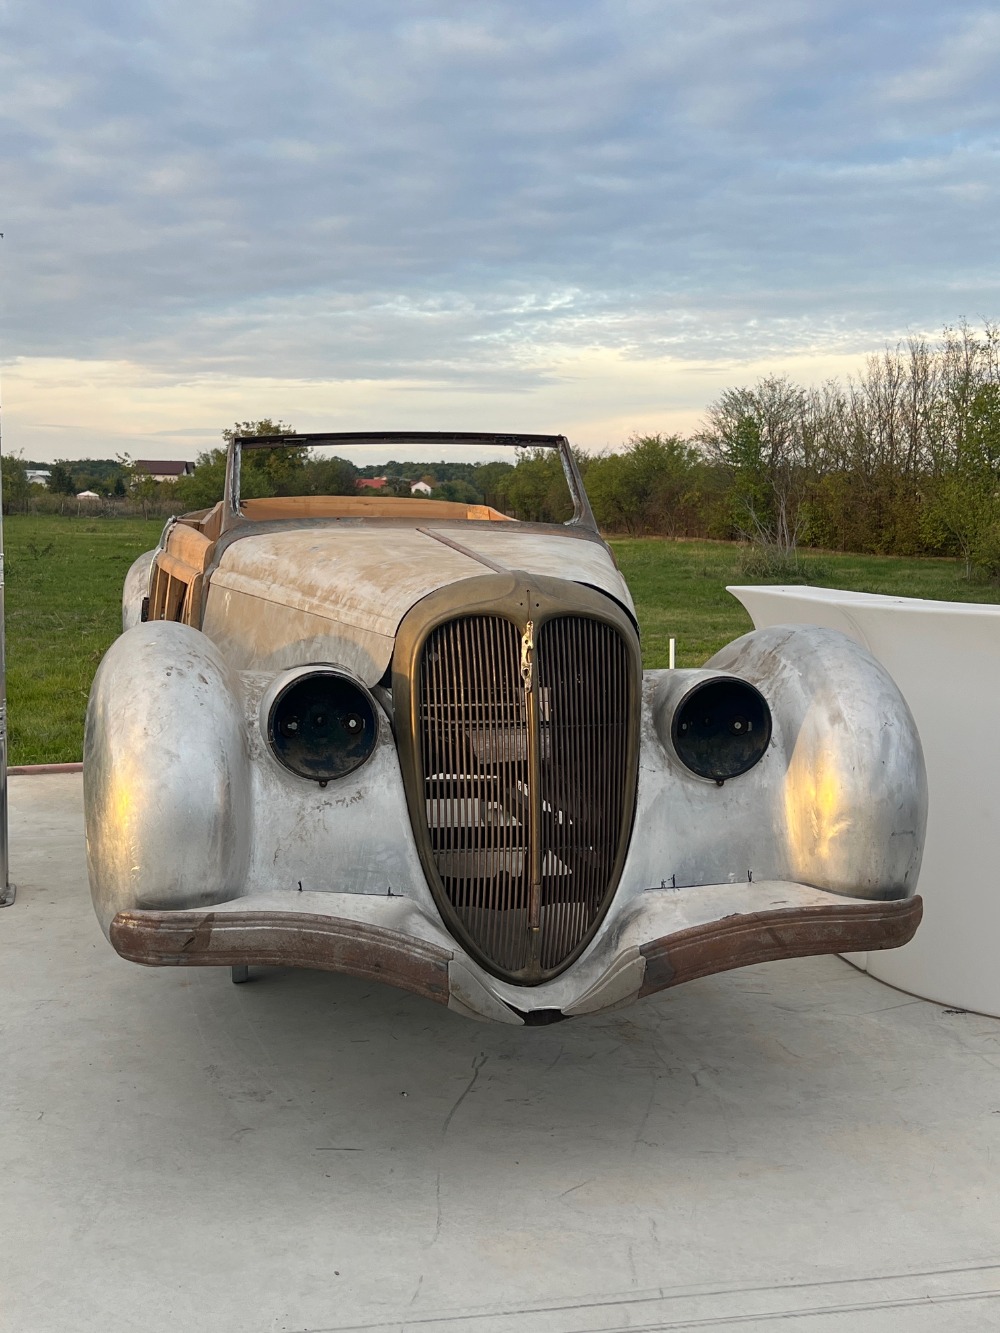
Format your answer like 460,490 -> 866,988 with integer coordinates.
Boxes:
83,432 -> 928,1020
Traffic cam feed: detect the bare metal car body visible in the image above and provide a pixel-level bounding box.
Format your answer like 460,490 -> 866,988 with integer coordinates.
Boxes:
85,432 -> 926,1024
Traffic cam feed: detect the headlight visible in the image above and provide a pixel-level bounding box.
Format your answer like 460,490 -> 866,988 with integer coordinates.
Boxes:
671,676 -> 771,782
266,669 -> 378,783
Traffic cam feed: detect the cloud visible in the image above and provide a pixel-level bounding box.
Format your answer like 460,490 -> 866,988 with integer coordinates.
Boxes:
880,9 -> 1000,128
0,1 -> 996,458
6,339 -> 890,464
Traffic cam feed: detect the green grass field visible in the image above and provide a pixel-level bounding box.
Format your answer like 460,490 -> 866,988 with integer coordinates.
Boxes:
608,538 -> 1000,669
5,515 -> 165,764
4,515 -> 1000,764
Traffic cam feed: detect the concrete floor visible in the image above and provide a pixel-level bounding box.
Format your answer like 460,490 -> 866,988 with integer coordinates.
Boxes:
3,774 -> 1000,1333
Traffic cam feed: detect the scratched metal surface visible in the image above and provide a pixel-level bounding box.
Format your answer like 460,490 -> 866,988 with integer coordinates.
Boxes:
83,623 -> 926,1019
199,525 -> 631,680
4,773 -> 1000,1332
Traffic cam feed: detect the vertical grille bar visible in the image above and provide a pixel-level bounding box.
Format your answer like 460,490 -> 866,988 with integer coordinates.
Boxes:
416,612 -> 633,982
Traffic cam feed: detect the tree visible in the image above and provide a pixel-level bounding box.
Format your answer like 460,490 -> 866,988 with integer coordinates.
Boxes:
924,382 -> 1000,576
175,419 -> 301,509
432,479 -> 482,505
493,449 -> 572,522
699,376 -> 816,555
476,460 -> 515,511
132,473 -> 160,518
585,434 -> 704,535
222,419 -> 306,495
118,456 -> 161,518
303,455 -> 359,496
584,450 -> 640,533
1,455 -> 31,514
47,463 -> 75,495
174,450 -> 226,508
76,472 -> 110,496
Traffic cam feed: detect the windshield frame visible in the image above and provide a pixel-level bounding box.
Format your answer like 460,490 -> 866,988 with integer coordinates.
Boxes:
222,430 -> 597,532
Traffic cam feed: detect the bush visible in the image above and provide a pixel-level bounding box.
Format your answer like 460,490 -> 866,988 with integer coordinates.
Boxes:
733,544 -> 823,585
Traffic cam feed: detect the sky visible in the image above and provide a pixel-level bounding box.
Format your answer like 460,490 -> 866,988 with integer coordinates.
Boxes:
0,0 -> 997,463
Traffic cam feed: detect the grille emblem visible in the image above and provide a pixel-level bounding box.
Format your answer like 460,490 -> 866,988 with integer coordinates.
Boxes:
520,619 -> 534,693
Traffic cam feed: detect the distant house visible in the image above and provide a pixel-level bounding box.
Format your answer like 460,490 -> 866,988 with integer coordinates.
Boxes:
26,469 -> 51,485
410,480 -> 433,496
132,460 -> 195,483
357,477 -> 388,491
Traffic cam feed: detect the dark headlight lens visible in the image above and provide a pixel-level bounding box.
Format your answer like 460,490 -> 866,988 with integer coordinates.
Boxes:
671,677 -> 771,781
267,671 -> 378,782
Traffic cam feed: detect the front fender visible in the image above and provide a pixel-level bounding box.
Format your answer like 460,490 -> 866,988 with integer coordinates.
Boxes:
709,624 -> 927,899
84,621 -> 252,935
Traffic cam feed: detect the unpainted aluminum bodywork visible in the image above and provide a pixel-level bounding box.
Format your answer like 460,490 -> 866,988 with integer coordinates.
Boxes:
86,626 -> 925,1021
200,523 -> 633,682
88,430 -> 926,1021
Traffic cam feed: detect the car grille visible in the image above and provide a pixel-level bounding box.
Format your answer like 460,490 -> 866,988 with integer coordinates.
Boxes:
417,613 -> 635,982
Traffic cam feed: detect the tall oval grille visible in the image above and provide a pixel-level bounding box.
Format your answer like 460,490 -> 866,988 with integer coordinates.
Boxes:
416,612 -> 635,982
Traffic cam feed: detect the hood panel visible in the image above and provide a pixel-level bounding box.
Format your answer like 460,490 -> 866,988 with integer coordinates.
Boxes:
201,524 -> 630,680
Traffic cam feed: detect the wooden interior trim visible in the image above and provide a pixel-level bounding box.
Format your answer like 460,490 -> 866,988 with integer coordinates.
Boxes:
239,495 -> 511,522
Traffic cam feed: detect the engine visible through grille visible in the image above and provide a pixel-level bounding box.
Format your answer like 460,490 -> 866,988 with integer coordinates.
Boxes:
417,613 -> 635,981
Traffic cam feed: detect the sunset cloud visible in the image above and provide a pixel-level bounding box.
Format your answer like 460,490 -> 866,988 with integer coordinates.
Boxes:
1,1 -> 996,459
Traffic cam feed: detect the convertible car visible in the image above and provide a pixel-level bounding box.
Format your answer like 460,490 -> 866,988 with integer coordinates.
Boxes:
85,431 -> 926,1024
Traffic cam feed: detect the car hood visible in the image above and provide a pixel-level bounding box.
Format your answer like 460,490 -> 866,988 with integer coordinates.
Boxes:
201,523 -> 633,682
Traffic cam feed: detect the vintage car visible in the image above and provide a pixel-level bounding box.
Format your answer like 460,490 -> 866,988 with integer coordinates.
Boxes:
84,431 -> 926,1024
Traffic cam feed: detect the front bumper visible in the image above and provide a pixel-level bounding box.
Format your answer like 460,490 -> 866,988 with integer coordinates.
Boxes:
109,881 -> 922,1024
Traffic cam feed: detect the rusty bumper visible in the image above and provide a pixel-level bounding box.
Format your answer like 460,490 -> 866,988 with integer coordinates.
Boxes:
110,892 -> 922,1017
638,895 -> 921,997
111,910 -> 453,1004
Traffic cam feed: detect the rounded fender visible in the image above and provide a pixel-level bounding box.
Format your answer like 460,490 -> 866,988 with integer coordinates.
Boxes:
84,621 -> 252,935
708,624 -> 927,900
122,550 -> 156,631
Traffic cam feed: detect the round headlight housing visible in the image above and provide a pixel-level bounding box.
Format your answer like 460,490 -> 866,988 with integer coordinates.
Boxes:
671,676 -> 771,782
266,669 -> 378,782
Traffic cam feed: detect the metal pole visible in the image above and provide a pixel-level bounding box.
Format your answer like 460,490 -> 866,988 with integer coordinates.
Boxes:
0,475 -> 11,905
0,244 -> 14,903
